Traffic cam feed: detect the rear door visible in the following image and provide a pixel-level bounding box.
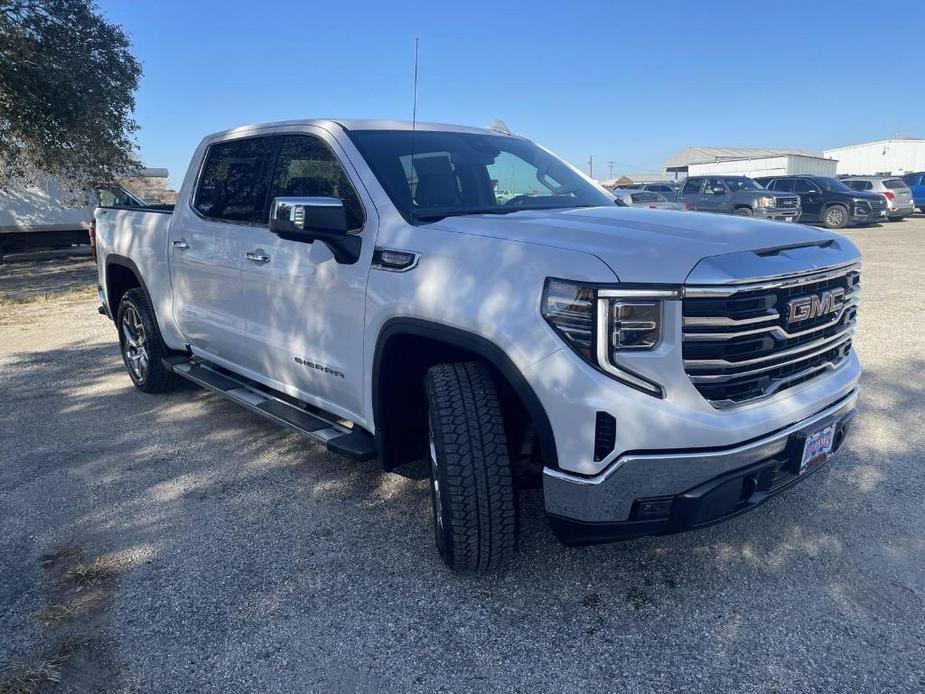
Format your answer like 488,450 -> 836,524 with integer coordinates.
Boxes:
793,178 -> 823,220
168,134 -> 276,364
678,178 -> 704,208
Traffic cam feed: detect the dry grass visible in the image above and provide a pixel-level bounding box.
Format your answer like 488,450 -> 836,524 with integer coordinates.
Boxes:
0,652 -> 68,694
38,545 -> 83,570
64,557 -> 117,589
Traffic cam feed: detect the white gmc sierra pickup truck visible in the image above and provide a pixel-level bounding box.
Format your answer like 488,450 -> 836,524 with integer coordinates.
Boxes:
94,119 -> 861,573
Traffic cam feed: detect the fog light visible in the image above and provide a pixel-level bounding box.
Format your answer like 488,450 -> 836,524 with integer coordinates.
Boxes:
634,498 -> 673,521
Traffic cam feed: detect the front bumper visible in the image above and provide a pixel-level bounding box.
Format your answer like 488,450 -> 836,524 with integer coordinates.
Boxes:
753,206 -> 800,221
543,388 -> 858,545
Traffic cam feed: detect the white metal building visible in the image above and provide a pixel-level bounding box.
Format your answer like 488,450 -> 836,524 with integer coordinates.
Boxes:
687,154 -> 837,179
823,138 -> 925,176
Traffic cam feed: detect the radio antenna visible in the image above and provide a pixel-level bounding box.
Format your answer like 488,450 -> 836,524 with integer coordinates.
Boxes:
410,37 -> 420,221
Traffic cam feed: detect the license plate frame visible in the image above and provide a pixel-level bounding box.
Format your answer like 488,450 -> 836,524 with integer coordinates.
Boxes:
799,423 -> 836,474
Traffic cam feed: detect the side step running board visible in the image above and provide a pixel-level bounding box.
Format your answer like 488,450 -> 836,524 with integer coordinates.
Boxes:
166,357 -> 377,461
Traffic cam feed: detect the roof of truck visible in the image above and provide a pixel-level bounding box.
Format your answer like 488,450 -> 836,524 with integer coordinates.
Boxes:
204,119 -> 506,141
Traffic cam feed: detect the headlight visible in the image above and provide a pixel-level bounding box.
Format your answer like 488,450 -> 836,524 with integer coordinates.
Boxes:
756,196 -> 775,208
542,279 -> 676,397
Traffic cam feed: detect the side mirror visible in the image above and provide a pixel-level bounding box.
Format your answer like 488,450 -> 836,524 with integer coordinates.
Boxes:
268,196 -> 360,264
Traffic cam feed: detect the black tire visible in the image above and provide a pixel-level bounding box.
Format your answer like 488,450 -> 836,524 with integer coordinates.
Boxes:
423,362 -> 517,573
886,216 -> 905,223
734,207 -> 753,216
822,204 -> 848,229
116,288 -> 178,393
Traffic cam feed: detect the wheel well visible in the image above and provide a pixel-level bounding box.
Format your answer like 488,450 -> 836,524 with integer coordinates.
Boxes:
372,326 -> 556,473
734,204 -> 752,210
106,262 -> 141,317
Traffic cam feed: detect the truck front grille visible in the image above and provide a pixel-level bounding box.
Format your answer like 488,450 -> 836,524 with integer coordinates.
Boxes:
775,196 -> 800,209
682,264 -> 860,408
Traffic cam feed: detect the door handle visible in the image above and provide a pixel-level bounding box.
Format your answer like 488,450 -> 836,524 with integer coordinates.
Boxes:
245,251 -> 271,263
172,240 -> 190,250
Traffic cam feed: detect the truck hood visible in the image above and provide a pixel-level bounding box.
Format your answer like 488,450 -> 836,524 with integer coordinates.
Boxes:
428,206 -> 858,284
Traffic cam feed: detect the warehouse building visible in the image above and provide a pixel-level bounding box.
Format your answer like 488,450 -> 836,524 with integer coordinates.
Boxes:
823,138 -> 925,176
686,154 -> 836,179
663,146 -> 819,177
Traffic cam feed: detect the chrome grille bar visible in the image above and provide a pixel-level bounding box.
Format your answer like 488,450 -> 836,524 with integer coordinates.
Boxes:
681,263 -> 860,407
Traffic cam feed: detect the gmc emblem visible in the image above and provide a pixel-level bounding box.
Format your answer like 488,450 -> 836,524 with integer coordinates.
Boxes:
787,288 -> 845,323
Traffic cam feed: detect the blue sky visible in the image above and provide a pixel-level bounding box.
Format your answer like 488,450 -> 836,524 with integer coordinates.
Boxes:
97,0 -> 925,187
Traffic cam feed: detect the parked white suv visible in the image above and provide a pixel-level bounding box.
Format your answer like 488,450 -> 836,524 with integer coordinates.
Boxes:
94,119 -> 861,572
841,176 -> 915,221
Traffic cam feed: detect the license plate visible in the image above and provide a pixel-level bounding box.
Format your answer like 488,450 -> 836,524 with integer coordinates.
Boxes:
800,424 -> 836,473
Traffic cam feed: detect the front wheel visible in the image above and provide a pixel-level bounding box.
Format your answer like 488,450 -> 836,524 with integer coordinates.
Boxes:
424,362 -> 517,573
734,207 -> 753,216
116,288 -> 178,393
822,205 -> 848,229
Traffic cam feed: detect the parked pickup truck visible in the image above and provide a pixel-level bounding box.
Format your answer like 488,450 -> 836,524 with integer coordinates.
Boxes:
677,175 -> 801,221
95,119 -> 861,573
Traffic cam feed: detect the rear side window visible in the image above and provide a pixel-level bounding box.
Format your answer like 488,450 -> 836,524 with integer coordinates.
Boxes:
846,180 -> 871,191
705,178 -> 727,196
631,192 -> 660,203
883,178 -> 909,190
773,179 -> 795,192
794,179 -> 817,193
194,136 -> 276,223
268,135 -> 365,231
97,186 -> 139,207
681,178 -> 702,195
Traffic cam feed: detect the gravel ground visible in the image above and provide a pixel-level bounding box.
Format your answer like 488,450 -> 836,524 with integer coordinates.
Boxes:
1,220 -> 923,693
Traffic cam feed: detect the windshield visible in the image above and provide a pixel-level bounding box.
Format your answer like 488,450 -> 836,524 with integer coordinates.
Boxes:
724,177 -> 763,191
812,177 -> 852,193
347,130 -> 613,222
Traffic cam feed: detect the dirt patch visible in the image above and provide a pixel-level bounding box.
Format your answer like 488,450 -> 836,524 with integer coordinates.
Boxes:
0,547 -> 124,694
0,254 -> 96,310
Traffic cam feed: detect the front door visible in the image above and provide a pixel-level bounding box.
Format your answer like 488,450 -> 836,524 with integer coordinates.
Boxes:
168,134 -> 276,365
701,177 -> 730,213
236,130 -> 376,422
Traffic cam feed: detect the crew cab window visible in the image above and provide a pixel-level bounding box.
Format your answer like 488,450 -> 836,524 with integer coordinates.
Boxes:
194,136 -> 276,223
794,179 -> 818,193
681,178 -> 702,195
268,135 -> 365,231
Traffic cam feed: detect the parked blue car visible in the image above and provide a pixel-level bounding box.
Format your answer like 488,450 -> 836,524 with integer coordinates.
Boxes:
902,172 -> 925,212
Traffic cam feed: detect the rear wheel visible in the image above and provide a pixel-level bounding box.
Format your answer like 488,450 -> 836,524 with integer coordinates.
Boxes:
734,207 -> 753,216
116,288 -> 178,393
822,205 -> 848,229
886,215 -> 905,222
423,362 -> 517,573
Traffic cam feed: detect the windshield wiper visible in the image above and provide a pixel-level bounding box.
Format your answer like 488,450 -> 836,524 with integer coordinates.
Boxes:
413,204 -> 598,223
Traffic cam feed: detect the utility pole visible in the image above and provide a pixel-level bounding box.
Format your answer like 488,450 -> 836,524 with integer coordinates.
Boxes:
608,160 -> 615,179
588,155 -> 593,178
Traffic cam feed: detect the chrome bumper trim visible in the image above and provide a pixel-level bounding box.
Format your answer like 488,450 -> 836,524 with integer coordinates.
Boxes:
545,387 -> 859,488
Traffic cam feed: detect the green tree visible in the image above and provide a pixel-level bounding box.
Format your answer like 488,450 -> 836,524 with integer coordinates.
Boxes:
0,0 -> 142,189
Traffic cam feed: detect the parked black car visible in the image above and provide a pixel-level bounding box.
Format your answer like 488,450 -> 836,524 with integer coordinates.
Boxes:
753,176 -> 887,229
